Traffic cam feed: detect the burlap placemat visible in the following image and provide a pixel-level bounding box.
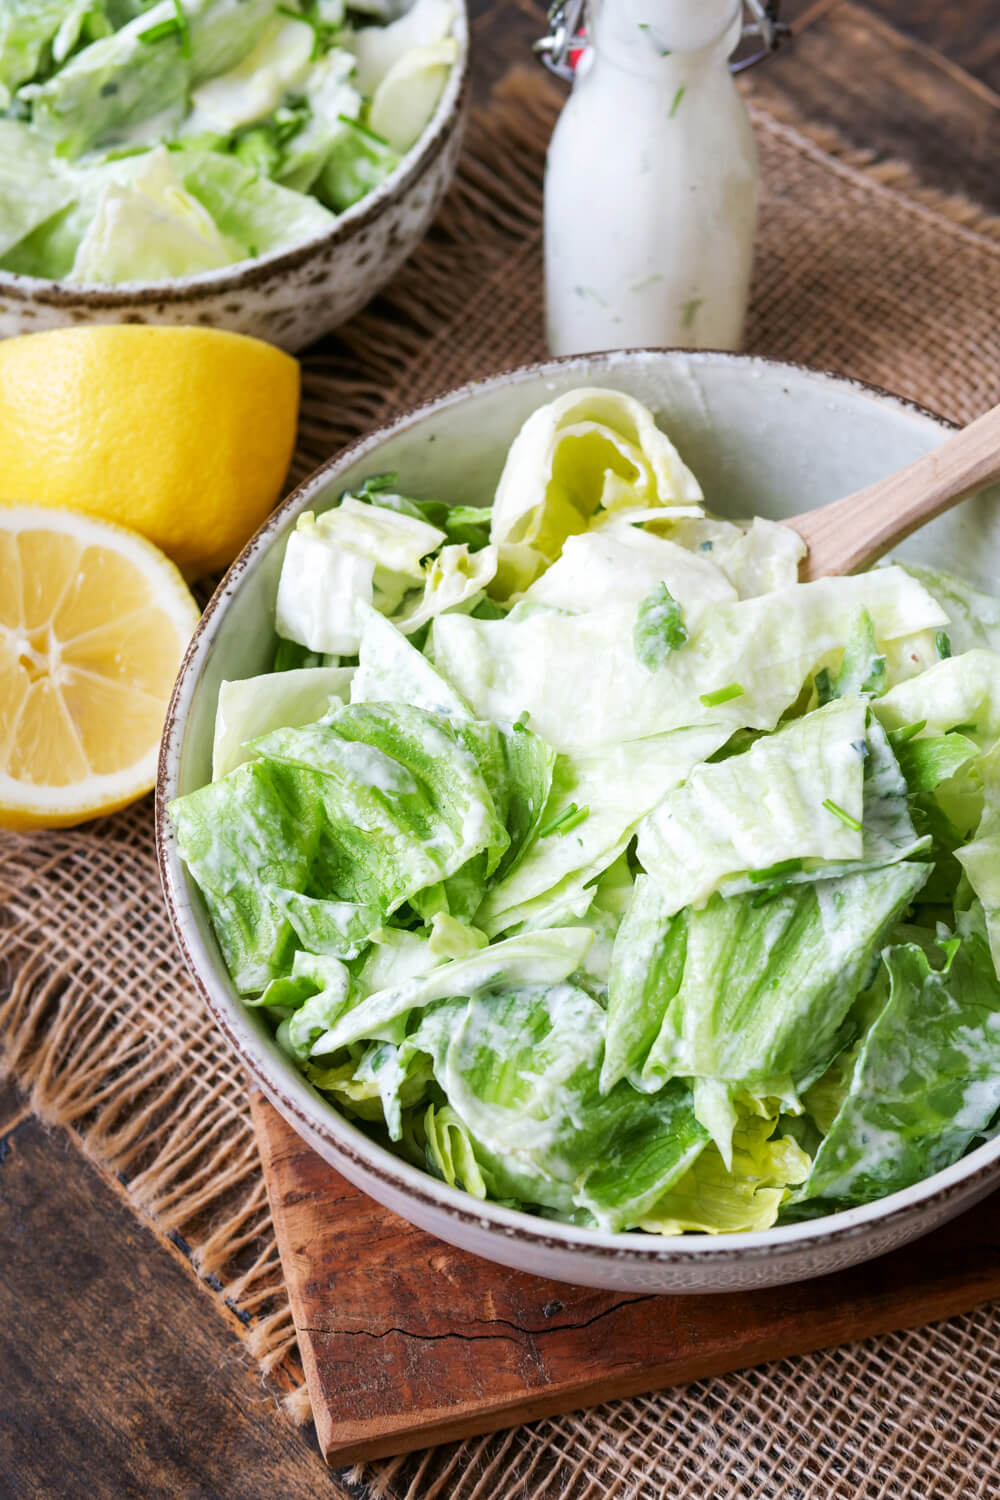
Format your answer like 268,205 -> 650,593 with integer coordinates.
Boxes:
4,66 -> 1000,1500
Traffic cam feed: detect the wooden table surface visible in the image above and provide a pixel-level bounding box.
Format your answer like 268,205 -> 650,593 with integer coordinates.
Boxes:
3,4 -> 999,1497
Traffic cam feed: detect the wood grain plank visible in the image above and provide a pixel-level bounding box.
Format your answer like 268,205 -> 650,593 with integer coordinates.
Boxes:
0,1080 -> 351,1500
866,0 -> 1000,94
252,1092 -> 1000,1467
745,0 -> 1000,211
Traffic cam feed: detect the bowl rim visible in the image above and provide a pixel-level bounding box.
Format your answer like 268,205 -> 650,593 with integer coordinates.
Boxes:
0,1 -> 469,304
156,347 -> 1000,1267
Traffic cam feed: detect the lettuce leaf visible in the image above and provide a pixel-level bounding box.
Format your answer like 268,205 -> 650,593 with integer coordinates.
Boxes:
351,600 -> 471,716
316,115 -> 399,212
638,1108 -> 810,1234
23,3 -> 190,158
795,923 -> 1000,1210
0,0 -> 91,98
275,497 -> 441,653
183,14 -> 313,134
602,863 -> 930,1152
68,146 -> 239,283
489,388 -> 704,567
875,650 -> 1000,747
275,46 -> 362,193
171,701 -> 507,990
902,564 -> 1000,655
350,0 -> 455,95
478,724 -> 731,938
309,926 -> 594,1053
659,515 -> 806,598
411,981 -> 708,1229
432,567 -> 947,754
392,544 -> 498,635
956,744 -> 1000,977
176,147 -> 337,255
638,698 -> 867,911
640,702 -> 928,915
212,665 -> 353,779
368,36 -> 456,152
0,121 -> 76,259
521,525 -> 736,616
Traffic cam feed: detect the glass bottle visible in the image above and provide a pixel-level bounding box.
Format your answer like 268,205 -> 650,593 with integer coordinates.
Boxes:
544,0 -> 759,355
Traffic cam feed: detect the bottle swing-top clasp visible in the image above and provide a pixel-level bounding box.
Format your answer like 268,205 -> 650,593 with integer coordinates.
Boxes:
534,0 -> 788,80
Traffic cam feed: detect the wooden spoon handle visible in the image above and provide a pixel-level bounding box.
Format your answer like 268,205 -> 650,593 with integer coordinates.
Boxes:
788,401 -> 1000,581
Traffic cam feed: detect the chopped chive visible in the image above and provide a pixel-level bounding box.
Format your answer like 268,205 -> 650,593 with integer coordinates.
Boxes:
513,710 -> 531,732
138,14 -> 182,43
538,803 -> 589,838
823,797 -> 862,832
953,722 -> 980,736
936,630 -> 952,660
669,85 -> 685,116
138,0 -> 189,51
556,804 -> 589,836
888,720 -> 927,746
748,858 -> 804,884
700,683 -> 744,708
851,738 -> 870,759
338,113 -> 392,148
173,0 -> 190,56
680,296 -> 703,330
751,881 -> 791,908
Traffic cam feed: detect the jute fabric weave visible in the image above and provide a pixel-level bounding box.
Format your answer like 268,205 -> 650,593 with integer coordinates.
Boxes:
3,66 -> 1000,1499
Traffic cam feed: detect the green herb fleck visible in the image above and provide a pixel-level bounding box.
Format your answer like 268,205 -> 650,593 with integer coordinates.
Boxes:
953,722 -> 980,736
670,85 -> 686,117
513,710 -> 531,732
823,797 -> 862,832
680,296 -> 703,330
634,582 -> 688,671
279,2 -> 339,58
573,284 -> 609,307
338,113 -> 392,148
936,630 -> 952,660
538,803 -> 589,839
700,683 -> 744,708
138,13 -> 182,45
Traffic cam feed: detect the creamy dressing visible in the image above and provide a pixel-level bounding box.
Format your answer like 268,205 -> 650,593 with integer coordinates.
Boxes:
544,0 -> 759,355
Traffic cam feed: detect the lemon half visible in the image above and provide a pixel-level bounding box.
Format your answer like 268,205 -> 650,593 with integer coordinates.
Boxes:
0,507 -> 200,829
0,325 -> 300,578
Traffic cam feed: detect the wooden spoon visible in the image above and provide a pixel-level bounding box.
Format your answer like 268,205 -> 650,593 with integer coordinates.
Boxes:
786,402 -> 1000,581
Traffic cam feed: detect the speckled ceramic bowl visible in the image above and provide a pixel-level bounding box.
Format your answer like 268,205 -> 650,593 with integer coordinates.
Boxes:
157,350 -> 1000,1292
0,8 -> 468,353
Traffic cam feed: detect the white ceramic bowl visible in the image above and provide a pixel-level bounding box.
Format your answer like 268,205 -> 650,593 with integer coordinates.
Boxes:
0,8 -> 468,354
156,350 -> 1000,1292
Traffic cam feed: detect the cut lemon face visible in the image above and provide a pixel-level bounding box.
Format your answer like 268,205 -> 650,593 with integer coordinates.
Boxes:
0,507 -> 200,829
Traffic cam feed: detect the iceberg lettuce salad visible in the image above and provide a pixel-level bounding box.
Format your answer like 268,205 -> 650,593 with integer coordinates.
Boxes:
0,0 -> 457,283
171,388 -> 1000,1235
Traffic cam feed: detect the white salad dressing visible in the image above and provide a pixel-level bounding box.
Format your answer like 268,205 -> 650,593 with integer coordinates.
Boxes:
544,0 -> 759,355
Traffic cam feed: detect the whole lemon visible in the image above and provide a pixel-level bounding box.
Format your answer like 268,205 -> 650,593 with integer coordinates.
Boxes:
0,324 -> 299,577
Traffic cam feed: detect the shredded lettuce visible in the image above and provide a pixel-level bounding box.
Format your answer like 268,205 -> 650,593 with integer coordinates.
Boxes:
5,0 -> 456,279
432,567 -> 947,753
170,385 -> 1000,1240
793,920 -> 1000,1211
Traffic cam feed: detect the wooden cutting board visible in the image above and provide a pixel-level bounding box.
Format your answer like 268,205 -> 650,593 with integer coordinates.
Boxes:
250,1089 -> 1000,1466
